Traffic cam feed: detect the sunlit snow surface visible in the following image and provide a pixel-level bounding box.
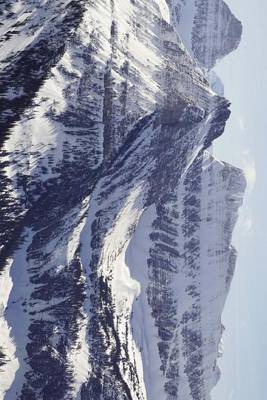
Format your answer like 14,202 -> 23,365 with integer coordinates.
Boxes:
0,1 -> 244,399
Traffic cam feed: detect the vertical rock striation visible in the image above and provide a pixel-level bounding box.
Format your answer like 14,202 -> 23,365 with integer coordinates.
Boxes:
167,0 -> 242,69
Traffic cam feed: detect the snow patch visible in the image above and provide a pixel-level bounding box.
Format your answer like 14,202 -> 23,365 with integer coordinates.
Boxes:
4,230 -> 34,400
157,0 -> 170,23
0,259 -> 17,398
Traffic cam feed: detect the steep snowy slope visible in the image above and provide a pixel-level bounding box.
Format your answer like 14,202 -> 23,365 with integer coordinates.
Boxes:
0,1 -> 245,399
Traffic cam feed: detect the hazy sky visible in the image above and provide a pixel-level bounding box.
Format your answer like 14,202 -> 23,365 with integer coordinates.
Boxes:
211,1 -> 267,399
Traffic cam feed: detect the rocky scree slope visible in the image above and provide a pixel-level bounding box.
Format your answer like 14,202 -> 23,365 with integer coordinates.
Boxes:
0,1 -> 245,400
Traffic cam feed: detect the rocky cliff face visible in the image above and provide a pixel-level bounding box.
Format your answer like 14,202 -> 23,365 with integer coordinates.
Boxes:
168,0 -> 242,69
0,1 -> 245,399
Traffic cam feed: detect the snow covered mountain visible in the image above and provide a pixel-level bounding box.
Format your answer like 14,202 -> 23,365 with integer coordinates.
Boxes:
168,0 -> 242,69
0,1 -> 245,399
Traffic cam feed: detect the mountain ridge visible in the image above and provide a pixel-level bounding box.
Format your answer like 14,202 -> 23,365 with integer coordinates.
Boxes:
0,1 -> 245,399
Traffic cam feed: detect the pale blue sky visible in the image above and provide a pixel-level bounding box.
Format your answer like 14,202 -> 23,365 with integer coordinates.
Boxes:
212,1 -> 267,399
